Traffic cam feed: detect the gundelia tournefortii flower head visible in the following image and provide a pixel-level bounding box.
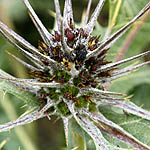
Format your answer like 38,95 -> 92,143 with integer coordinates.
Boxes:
0,0 -> 150,149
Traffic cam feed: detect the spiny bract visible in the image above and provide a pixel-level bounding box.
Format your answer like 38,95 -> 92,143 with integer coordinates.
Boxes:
0,0 -> 150,149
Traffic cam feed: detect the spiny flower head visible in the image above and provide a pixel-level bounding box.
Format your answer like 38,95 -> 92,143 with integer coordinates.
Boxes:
0,0 -> 150,149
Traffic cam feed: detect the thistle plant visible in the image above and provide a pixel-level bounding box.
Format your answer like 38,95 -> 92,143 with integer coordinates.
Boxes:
0,0 -> 150,149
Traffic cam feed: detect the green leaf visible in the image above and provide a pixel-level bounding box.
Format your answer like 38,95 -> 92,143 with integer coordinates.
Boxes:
107,1 -> 150,63
117,0 -> 150,24
110,66 -> 150,94
128,83 -> 150,110
100,105 -> 150,149
68,119 -> 88,150
0,69 -> 39,108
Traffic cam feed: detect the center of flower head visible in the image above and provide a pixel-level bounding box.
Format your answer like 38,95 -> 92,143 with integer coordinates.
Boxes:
28,20 -> 113,116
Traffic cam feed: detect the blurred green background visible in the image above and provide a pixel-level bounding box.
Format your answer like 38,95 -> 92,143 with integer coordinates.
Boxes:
0,0 -> 150,149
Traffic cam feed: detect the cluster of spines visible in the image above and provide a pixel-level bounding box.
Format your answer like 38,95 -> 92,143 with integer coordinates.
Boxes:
26,18 -> 116,116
